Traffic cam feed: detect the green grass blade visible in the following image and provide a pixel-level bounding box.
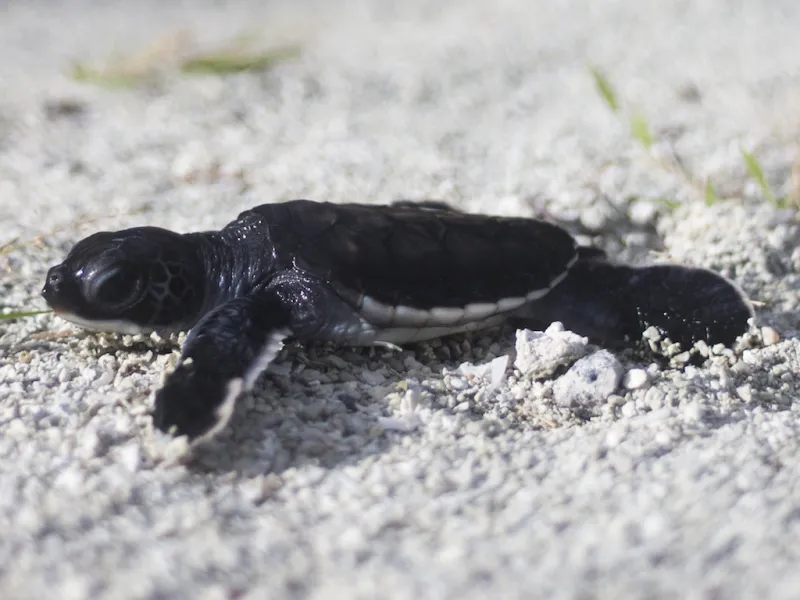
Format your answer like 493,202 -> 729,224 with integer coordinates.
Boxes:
630,114 -> 654,149
705,180 -> 718,206
0,237 -> 21,255
589,67 -> 620,113
180,45 -> 301,75
741,147 -> 777,206
71,62 -> 142,88
0,310 -> 52,322
655,198 -> 681,212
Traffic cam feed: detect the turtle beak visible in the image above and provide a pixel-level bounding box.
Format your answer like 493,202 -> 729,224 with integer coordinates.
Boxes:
41,264 -> 70,312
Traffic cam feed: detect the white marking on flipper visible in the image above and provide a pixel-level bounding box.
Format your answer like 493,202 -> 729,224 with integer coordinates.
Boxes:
190,377 -> 243,447
189,329 -> 289,447
242,329 -> 290,389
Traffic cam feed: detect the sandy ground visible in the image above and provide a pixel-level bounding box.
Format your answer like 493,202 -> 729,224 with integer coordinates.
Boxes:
2,0 -> 800,598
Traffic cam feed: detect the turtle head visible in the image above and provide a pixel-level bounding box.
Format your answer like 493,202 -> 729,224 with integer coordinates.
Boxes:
42,227 -> 207,333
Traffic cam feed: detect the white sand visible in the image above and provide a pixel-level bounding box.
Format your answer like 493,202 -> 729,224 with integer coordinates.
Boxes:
2,1 -> 800,598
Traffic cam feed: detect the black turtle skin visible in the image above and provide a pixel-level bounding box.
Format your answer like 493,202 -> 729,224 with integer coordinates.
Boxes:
42,199 -> 754,442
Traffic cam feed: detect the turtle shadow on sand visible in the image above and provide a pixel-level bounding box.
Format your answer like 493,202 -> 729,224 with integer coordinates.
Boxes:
183,335 -> 506,476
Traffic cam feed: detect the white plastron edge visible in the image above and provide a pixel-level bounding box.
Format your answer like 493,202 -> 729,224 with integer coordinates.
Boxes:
54,311 -> 154,334
355,252 -> 579,345
356,250 -> 578,331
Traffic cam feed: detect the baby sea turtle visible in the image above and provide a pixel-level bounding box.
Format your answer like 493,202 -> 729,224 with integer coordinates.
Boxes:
41,199 -> 753,442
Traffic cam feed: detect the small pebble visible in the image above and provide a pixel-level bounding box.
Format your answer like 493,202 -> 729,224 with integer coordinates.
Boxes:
643,326 -> 662,341
607,394 -> 627,406
623,368 -> 649,390
736,384 -> 753,403
693,340 -> 710,358
360,370 -> 386,386
761,326 -> 780,346
514,324 -> 588,380
115,445 -> 141,473
457,355 -> 509,390
682,402 -> 704,422
620,401 -> 638,418
579,202 -> 614,231
644,387 -> 665,410
448,376 -> 467,391
400,388 -> 421,413
552,350 -> 624,408
96,371 -> 114,387
628,199 -> 660,226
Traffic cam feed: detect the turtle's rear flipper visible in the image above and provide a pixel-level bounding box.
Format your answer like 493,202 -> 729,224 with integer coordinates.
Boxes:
152,293 -> 291,443
518,257 -> 753,350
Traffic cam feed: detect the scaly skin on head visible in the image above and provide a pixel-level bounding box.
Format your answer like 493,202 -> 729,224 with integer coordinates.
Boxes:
42,227 -> 219,333
41,210 -> 279,336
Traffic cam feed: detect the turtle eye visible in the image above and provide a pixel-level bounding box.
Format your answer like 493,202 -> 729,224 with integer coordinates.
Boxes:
86,263 -> 141,307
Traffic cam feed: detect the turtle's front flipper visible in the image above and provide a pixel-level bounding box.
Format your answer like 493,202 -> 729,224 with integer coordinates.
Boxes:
152,292 -> 292,442
519,256 -> 753,349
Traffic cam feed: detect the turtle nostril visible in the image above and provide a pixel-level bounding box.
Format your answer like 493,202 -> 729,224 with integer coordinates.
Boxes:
43,267 -> 67,297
